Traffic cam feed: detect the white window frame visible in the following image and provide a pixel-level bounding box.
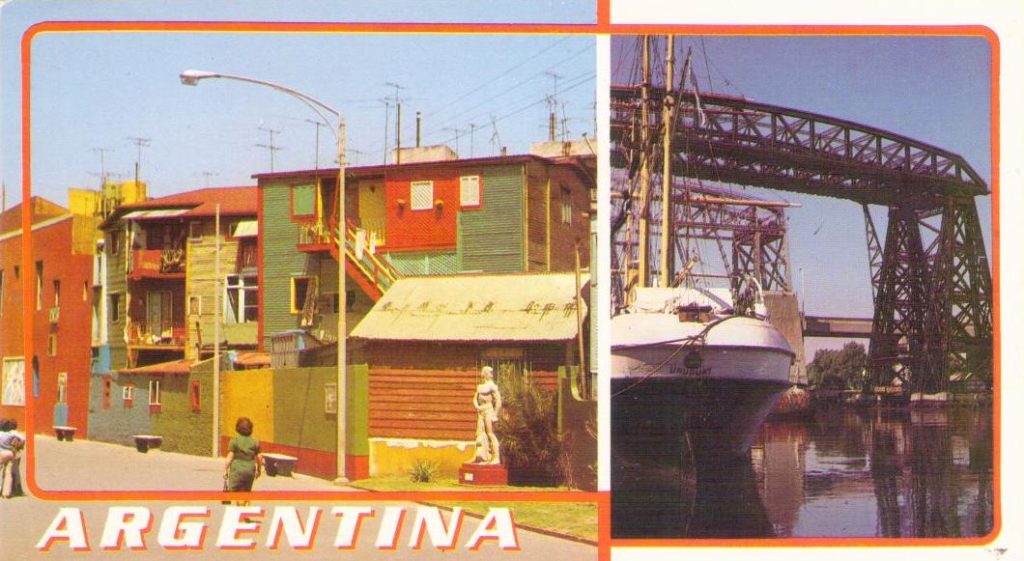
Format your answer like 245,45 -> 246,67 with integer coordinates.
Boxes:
225,274 -> 259,323
149,380 -> 162,406
460,175 -> 481,207
122,385 -> 135,402
410,180 -> 434,211
56,372 -> 68,404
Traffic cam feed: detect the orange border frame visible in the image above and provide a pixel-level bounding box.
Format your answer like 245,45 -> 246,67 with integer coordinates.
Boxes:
15,4 -> 999,558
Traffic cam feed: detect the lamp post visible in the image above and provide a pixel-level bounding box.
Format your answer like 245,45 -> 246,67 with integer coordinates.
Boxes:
181,70 -> 349,483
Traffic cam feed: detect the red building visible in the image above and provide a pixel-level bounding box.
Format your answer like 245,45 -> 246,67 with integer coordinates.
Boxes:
0,198 -> 97,437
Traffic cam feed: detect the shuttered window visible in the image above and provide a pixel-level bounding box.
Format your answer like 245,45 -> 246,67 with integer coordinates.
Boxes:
460,175 -> 481,207
410,181 -> 434,210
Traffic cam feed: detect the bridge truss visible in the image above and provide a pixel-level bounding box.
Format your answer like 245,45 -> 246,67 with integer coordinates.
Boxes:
611,82 -> 993,392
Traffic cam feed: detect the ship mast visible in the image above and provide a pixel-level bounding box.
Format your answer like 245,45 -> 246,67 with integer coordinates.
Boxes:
659,36 -> 675,288
636,35 -> 652,290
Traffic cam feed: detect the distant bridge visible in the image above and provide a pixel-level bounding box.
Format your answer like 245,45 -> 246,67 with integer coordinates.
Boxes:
803,316 -> 872,339
611,79 -> 993,393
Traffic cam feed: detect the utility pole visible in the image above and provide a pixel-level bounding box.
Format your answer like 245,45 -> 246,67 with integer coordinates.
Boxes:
126,136 -> 151,186
306,119 -> 326,171
385,82 -> 405,164
256,126 -> 282,172
469,123 -> 477,157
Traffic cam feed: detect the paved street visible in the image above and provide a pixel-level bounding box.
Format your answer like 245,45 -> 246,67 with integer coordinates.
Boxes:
0,436 -> 596,560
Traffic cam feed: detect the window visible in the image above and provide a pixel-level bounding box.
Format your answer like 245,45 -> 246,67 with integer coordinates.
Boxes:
53,279 -> 61,307
189,295 -> 202,316
190,380 -> 201,412
149,379 -> 161,413
35,261 -> 43,310
122,384 -> 135,407
47,334 -> 57,357
410,180 -> 434,210
188,221 -> 204,242
56,372 -> 68,404
560,186 -> 573,225
110,293 -> 121,322
460,175 -> 481,207
225,274 -> 259,323
292,184 -> 317,217
324,383 -> 338,414
103,377 -> 112,409
109,230 -> 121,255
290,277 -> 311,314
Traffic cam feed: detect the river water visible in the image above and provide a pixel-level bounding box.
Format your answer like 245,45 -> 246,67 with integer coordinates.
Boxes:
612,403 -> 994,539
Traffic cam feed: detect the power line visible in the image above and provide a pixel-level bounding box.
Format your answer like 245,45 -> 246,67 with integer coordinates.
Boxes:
421,35 -> 575,120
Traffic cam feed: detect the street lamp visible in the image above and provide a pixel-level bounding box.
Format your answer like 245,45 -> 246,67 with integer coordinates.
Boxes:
181,69 -> 349,484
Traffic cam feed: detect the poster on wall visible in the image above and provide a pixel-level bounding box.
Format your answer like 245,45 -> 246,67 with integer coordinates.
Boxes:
2,357 -> 26,406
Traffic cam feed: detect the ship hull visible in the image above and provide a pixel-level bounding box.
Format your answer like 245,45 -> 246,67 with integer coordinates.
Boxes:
611,315 -> 794,461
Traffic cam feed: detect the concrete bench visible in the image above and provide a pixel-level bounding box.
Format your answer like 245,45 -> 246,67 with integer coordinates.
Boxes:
261,453 -> 298,477
53,426 -> 77,442
132,435 -> 163,453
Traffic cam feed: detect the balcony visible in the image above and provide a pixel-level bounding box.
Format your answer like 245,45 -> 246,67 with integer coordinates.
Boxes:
127,319 -> 187,350
297,220 -> 334,252
128,249 -> 186,280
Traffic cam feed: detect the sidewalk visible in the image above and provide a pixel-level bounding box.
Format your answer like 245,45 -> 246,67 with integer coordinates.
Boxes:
31,435 -> 346,492
0,436 -> 597,560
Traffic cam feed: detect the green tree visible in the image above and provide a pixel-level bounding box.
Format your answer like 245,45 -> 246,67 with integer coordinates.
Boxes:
807,341 -> 868,390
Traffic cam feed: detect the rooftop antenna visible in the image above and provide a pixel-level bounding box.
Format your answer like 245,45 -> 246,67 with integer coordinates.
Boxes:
126,136 -> 151,186
305,119 -> 326,171
443,126 -> 465,156
380,98 -> 391,164
91,147 -> 114,184
256,126 -> 282,172
198,171 -> 219,188
468,123 -> 478,158
385,82 -> 406,163
544,71 -> 562,142
488,115 -> 503,156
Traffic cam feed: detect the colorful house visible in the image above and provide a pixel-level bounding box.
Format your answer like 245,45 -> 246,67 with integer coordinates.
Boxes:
349,272 -> 592,477
0,197 -> 97,437
88,186 -> 259,448
254,144 -> 596,351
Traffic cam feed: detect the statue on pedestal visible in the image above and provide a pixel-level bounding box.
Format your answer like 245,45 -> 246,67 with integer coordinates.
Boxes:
472,366 -> 502,464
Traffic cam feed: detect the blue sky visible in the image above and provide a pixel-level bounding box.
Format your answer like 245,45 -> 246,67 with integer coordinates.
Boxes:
612,35 -> 993,335
0,1 -> 596,203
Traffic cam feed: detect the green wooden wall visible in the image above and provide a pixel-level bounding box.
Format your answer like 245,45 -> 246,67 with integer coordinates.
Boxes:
457,165 -> 524,273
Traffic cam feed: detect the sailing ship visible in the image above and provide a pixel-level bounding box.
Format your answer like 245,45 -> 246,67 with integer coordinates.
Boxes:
611,36 -> 794,465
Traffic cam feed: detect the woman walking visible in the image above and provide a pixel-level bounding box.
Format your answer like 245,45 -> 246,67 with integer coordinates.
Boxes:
224,417 -> 261,505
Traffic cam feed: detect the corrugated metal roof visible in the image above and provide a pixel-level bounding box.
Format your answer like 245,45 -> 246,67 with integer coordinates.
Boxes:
232,219 -> 258,237
119,359 -> 192,375
351,272 -> 589,342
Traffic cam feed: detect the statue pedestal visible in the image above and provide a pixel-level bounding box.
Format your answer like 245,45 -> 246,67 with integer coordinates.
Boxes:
459,462 -> 508,486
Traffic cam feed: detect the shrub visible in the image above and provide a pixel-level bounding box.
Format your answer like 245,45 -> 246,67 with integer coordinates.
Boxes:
498,372 -> 564,486
408,458 -> 437,483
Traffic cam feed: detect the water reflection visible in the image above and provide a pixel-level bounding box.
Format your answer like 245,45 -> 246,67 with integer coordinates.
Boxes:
612,404 -> 993,539
752,404 -> 993,538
